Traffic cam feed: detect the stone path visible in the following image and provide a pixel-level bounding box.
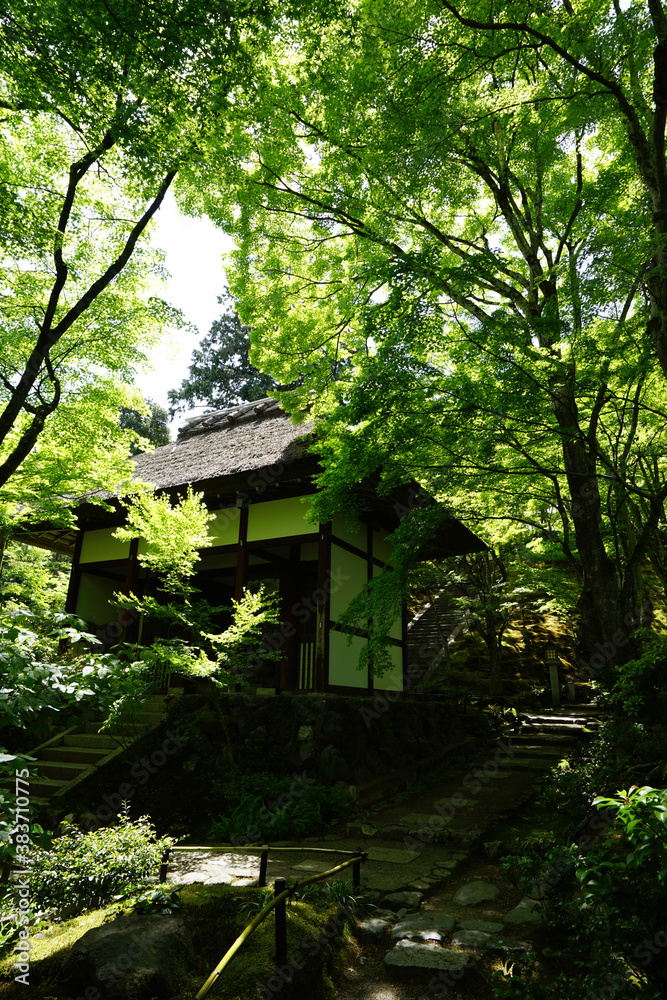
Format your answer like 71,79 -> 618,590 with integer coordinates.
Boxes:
167,707 -> 604,994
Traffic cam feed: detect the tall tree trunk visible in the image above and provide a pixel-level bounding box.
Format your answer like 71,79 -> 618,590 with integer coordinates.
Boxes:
551,377 -> 623,667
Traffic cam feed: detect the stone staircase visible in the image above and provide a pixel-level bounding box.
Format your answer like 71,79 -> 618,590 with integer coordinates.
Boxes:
344,706 -> 608,988
12,690 -> 182,809
406,586 -> 469,677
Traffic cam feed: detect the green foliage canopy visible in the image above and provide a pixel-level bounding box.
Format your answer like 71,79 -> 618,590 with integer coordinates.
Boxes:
114,486 -> 214,594
205,0 -> 667,663
0,0 -> 280,520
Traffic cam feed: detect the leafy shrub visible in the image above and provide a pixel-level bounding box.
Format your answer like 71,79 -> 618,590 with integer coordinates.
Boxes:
536,719 -> 667,828
497,787 -> 667,999
25,811 -> 174,912
126,885 -> 182,914
501,835 -> 578,901
0,785 -> 51,875
609,634 -> 667,720
207,776 -> 349,843
0,612 -> 109,745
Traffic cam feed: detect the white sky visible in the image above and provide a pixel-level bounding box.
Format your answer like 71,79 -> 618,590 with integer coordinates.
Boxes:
133,192 -> 235,430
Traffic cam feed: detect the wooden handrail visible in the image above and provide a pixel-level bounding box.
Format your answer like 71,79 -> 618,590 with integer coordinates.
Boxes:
169,844 -> 363,855
195,850 -> 367,1000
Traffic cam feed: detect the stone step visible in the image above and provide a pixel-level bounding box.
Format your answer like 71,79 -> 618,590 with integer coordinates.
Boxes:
509,758 -> 560,769
35,760 -> 91,782
0,794 -> 52,814
523,713 -> 601,724
40,745 -> 111,765
21,777 -> 66,798
22,796 -> 50,811
63,734 -> 118,750
384,940 -> 470,973
83,722 -> 148,736
509,744 -> 575,756
510,732 -> 574,743
133,711 -> 165,725
522,723 -> 589,737
510,746 -> 569,758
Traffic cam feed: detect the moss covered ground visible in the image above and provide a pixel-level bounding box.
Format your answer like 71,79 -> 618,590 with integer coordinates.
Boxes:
421,609 -> 585,702
0,883 -> 347,1000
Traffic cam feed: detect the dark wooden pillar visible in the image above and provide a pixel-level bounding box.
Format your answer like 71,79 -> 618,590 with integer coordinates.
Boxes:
366,522 -> 374,692
121,537 -> 140,642
234,505 -> 249,602
65,530 -> 84,615
315,522 -> 331,692
280,543 -> 300,691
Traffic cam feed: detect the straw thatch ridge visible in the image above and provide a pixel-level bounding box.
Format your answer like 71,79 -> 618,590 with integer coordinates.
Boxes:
132,397 -> 314,492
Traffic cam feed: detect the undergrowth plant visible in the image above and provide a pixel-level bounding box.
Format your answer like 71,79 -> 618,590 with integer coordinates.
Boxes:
208,777 -> 349,843
496,787 -> 667,999
295,879 -> 372,912
24,809 -> 174,913
536,719 -> 667,829
234,880 -> 369,920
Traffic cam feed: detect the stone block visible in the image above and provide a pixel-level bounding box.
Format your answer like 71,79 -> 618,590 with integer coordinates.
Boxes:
317,744 -> 351,783
459,919 -> 504,933
453,880 -> 500,906
504,898 -> 545,926
384,940 -> 470,972
59,914 -> 194,1000
391,914 -> 456,941
294,696 -> 326,725
355,917 -> 391,940
381,891 -> 424,912
451,929 -> 492,948
318,711 -> 347,748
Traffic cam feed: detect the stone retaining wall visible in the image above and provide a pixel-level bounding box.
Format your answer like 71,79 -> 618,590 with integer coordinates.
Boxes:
180,692 -> 493,796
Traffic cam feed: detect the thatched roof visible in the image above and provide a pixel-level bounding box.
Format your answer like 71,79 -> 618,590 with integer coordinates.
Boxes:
15,397 -> 486,557
132,397 -> 314,493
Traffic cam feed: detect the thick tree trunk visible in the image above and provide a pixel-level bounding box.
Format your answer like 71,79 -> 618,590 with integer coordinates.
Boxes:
551,378 -> 624,670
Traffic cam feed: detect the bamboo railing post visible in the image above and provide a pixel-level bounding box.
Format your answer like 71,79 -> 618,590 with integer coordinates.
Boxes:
352,853 -> 361,889
195,849 -> 369,999
274,878 -> 287,967
259,846 -> 269,887
159,847 -> 170,882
